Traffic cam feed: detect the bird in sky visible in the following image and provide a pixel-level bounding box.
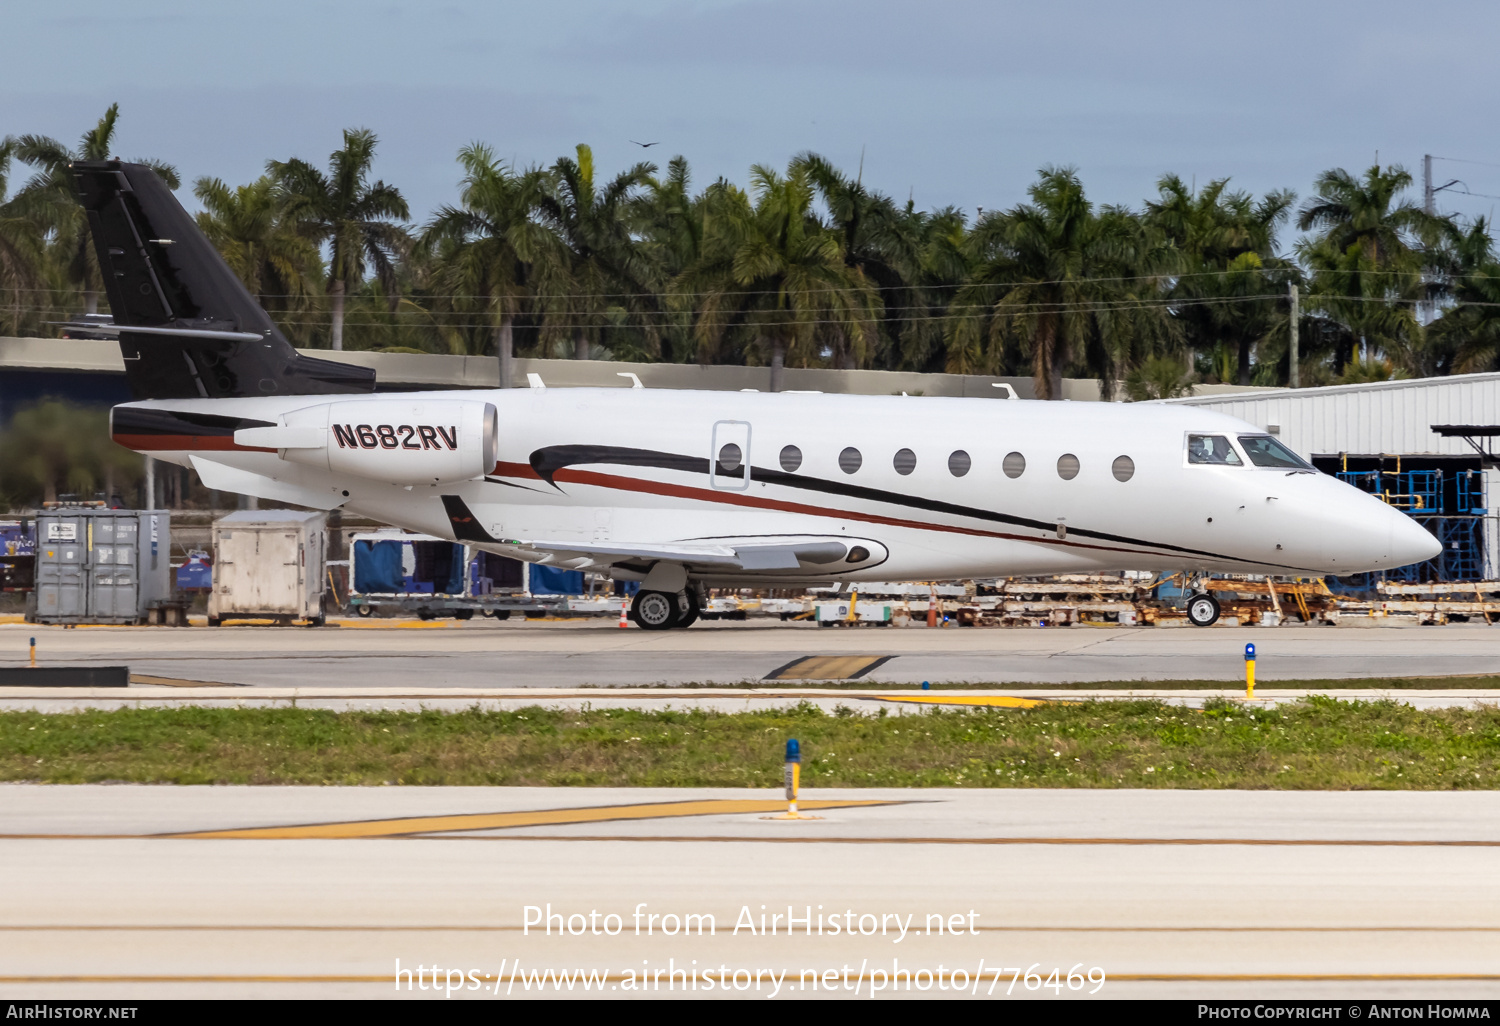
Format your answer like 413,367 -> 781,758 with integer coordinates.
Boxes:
630,140 -> 660,148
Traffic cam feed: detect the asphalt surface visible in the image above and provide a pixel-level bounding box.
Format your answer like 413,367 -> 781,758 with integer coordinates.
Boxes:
4,786 -> 1499,1000
3,618 -> 1500,689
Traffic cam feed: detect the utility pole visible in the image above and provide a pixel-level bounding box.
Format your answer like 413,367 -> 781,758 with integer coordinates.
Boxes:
1425,154 -> 1435,215
1288,282 -> 1300,389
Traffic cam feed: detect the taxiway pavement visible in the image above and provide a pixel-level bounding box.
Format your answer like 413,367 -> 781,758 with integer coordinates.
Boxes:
2,618 -> 1499,689
3,785 -> 1499,1000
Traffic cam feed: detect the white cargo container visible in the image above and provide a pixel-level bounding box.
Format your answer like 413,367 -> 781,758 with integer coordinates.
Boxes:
208,510 -> 328,626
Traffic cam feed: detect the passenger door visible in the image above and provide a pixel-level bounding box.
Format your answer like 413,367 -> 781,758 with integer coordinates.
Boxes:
710,421 -> 752,491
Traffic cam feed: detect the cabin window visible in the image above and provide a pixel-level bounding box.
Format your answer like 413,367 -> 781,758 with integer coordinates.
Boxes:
1057,453 -> 1080,480
1003,452 -> 1026,478
717,442 -> 743,473
893,448 -> 917,475
839,447 -> 863,474
1238,435 -> 1313,470
1187,434 -> 1242,465
779,445 -> 802,472
1112,455 -> 1135,482
948,450 -> 971,477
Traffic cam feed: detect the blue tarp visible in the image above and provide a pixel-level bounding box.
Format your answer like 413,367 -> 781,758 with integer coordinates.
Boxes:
353,540 -> 404,593
529,564 -> 586,595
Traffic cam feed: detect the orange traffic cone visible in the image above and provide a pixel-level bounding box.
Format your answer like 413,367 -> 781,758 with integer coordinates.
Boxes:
618,599 -> 630,628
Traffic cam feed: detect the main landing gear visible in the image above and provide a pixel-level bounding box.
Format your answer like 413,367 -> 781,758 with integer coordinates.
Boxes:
1185,592 -> 1221,627
631,587 -> 700,630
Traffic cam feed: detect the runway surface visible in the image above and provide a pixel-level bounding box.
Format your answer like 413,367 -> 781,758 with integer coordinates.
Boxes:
3,785 -> 1500,1000
4,618 -> 1500,689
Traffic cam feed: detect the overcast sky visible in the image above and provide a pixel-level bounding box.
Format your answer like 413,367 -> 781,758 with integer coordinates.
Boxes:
6,0 -> 1500,235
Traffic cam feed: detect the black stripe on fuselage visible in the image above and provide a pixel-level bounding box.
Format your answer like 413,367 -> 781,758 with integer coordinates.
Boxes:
112,406 -> 274,437
523,443 -> 1298,569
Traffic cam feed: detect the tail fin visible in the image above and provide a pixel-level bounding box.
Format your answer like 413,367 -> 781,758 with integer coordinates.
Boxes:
68,160 -> 376,400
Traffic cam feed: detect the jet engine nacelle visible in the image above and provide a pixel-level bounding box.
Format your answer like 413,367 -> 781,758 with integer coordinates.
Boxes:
235,399 -> 498,486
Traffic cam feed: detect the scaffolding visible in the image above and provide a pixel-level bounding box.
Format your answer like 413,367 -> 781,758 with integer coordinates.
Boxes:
1330,461 -> 1487,589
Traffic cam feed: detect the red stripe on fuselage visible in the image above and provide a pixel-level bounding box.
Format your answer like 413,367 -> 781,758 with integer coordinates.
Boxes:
114,433 -> 274,453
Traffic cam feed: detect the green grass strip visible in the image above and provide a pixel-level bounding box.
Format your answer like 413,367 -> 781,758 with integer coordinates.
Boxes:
4,697 -> 1500,788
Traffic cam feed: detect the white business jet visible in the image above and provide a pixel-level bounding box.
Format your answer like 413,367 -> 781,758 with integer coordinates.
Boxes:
70,161 -> 1439,629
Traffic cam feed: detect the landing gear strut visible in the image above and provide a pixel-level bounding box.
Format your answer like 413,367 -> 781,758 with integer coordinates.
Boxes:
1186,592 -> 1221,627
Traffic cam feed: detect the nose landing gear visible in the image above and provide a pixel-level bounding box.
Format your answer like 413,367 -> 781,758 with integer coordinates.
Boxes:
1186,592 -> 1221,627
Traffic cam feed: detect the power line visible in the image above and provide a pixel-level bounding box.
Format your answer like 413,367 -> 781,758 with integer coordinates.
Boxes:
0,265 -> 1451,303
1431,156 -> 1500,170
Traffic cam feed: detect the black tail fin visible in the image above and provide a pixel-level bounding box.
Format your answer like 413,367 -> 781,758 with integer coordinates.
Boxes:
68,160 -> 376,400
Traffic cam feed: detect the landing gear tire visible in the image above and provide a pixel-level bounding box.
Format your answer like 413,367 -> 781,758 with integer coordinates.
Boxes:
632,590 -> 679,630
676,588 -> 700,628
1186,593 -> 1221,627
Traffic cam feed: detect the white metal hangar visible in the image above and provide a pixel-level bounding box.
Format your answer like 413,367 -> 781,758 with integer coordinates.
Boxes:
1167,372 -> 1500,583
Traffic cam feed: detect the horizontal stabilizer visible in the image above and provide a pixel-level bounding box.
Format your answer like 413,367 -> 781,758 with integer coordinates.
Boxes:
51,322 -> 262,342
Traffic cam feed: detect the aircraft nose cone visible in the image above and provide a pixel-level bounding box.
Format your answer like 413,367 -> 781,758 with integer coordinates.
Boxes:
1390,512 -> 1442,568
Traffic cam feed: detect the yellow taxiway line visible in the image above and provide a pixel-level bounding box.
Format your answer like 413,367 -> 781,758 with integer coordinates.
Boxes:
165,798 -> 901,840
874,694 -> 1050,709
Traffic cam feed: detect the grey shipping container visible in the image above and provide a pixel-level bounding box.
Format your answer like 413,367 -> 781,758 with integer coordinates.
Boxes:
208,510 -> 327,626
33,509 -> 171,624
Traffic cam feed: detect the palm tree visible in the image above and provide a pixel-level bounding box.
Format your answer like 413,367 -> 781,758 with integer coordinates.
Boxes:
193,175 -> 322,311
13,104 -> 179,316
535,144 -> 657,360
1428,217 -> 1500,373
949,167 -> 1169,399
631,155 -> 706,363
795,153 -> 904,368
0,137 -> 45,336
1145,175 -> 1295,384
422,144 -> 559,386
680,161 -> 877,391
270,128 -> 410,351
1296,165 -> 1435,374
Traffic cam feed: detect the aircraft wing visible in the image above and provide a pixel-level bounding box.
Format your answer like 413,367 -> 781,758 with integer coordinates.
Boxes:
438,495 -> 873,571
506,539 -> 748,569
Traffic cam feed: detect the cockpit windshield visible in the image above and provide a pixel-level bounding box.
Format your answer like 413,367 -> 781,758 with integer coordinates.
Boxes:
1187,434 -> 1242,465
1238,434 -> 1314,470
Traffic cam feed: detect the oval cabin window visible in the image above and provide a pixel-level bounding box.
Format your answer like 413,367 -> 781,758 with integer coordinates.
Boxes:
893,448 -> 917,475
1112,455 -> 1135,482
839,447 -> 862,474
779,445 -> 802,473
717,442 -> 742,473
948,450 -> 972,477
1057,454 -> 1080,480
1003,452 -> 1026,478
